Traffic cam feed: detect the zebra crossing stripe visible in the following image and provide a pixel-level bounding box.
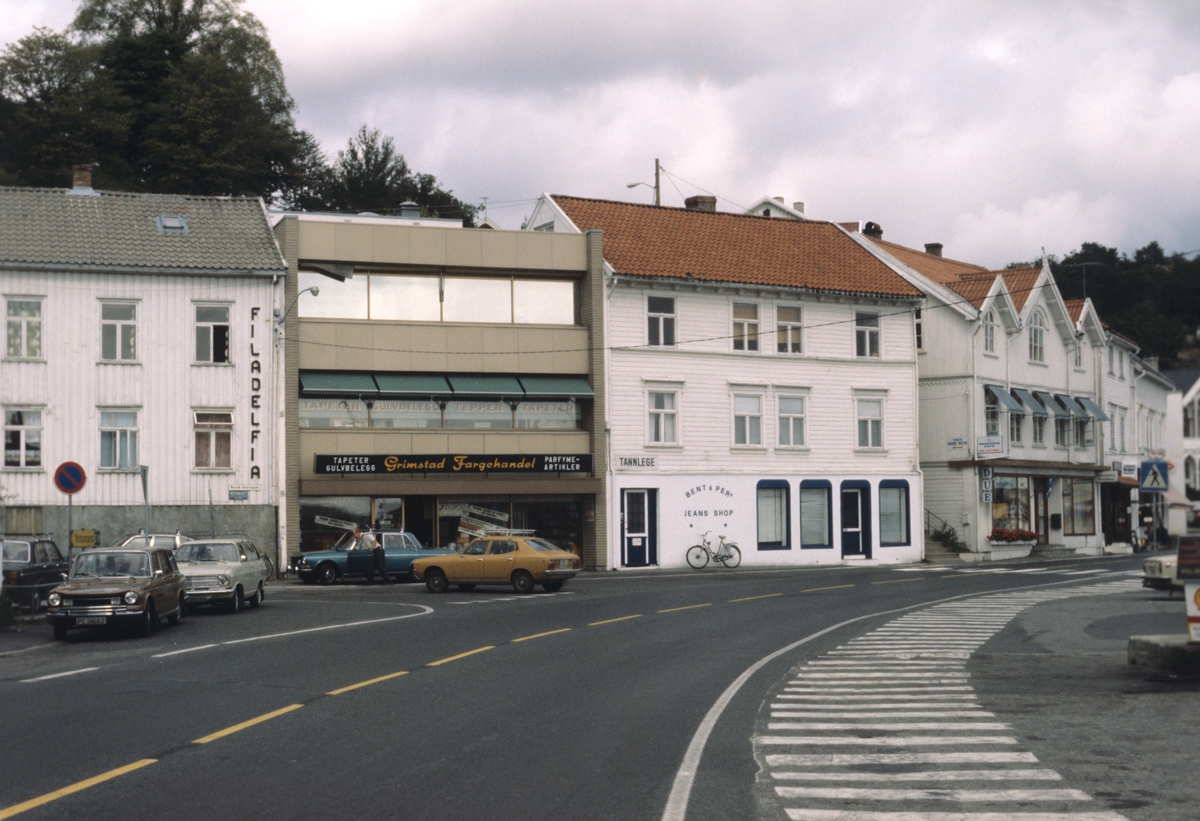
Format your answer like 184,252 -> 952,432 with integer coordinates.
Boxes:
773,787 -> 1091,801
757,736 -> 1019,746
783,811 -> 1129,820
765,752 -> 1039,765
770,768 -> 1061,782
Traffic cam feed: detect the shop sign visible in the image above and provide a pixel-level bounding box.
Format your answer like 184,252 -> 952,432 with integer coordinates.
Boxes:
1178,536 -> 1200,581
1121,462 -> 1139,478
314,454 -> 593,474
1096,470 -> 1120,483
977,435 -> 1003,455
70,530 -> 96,548
619,456 -> 657,468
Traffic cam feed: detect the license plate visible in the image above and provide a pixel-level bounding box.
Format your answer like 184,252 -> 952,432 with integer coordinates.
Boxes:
76,617 -> 107,625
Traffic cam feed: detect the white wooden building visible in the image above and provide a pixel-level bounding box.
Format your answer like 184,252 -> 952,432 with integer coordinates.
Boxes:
526,195 -> 925,568
0,172 -> 286,557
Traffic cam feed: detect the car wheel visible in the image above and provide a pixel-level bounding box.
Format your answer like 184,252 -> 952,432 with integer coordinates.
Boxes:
541,580 -> 564,593
28,591 -> 41,615
167,594 -> 183,625
53,622 -> 67,640
457,584 -> 476,591
316,563 -> 339,585
425,569 -> 448,594
249,582 -> 264,608
228,586 -> 243,614
138,601 -> 157,637
512,570 -> 536,594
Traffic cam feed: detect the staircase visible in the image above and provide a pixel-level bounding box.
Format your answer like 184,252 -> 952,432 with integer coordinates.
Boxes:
924,508 -> 965,563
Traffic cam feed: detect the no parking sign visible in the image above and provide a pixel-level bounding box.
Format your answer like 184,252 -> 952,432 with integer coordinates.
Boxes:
54,462 -> 86,494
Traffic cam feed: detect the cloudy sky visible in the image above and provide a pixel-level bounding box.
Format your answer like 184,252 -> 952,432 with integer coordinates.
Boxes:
6,1 -> 1200,267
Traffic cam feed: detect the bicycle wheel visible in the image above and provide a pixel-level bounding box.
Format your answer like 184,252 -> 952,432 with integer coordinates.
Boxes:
685,545 -> 709,569
720,545 -> 742,568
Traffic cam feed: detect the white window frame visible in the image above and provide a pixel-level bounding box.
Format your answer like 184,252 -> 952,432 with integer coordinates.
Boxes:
1032,415 -> 1046,445
100,408 -> 139,470
733,394 -> 763,447
855,311 -> 880,358
1054,417 -> 1070,447
647,390 -> 678,445
1074,417 -> 1089,448
194,410 -> 234,470
195,303 -> 232,364
100,300 -> 138,362
3,407 -> 43,469
983,310 -> 996,353
1009,412 -> 1023,445
1028,312 -> 1045,363
914,308 -> 923,351
1074,342 -> 1083,369
776,305 -> 802,355
855,395 -> 884,450
985,391 -> 1000,437
777,395 -> 806,447
6,297 -> 43,360
732,303 -> 760,352
646,295 -> 676,347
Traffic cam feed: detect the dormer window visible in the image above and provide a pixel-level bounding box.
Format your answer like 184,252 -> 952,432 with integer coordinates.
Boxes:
983,310 -> 996,353
155,214 -> 188,233
1028,312 -> 1045,362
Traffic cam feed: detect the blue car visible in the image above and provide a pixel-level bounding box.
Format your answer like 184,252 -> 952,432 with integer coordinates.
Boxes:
293,530 -> 456,585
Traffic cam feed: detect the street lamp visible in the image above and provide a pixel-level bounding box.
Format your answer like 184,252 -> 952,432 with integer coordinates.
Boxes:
276,286 -> 318,324
627,158 -> 661,206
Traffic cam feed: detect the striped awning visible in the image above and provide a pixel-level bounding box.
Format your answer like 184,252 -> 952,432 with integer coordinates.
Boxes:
1034,391 -> 1071,417
1075,396 -> 1110,421
1055,394 -> 1088,417
1011,388 -> 1048,417
985,385 -> 1025,413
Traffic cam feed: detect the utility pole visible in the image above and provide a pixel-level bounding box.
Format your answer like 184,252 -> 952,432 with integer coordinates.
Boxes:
654,158 -> 661,207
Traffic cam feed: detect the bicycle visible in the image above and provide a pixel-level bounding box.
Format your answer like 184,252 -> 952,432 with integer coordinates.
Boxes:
686,530 -> 742,569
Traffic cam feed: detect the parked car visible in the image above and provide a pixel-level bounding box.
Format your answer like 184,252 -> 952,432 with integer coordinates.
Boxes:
1142,553 -> 1183,594
2,536 -> 69,613
412,533 -> 581,594
294,530 -> 456,585
119,531 -> 192,552
176,539 -> 271,613
47,547 -> 185,639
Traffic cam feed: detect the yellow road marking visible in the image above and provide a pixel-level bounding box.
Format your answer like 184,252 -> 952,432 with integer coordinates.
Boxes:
327,670 -> 408,695
802,584 -> 855,592
658,603 -> 712,613
427,645 -> 494,666
729,593 -> 783,602
193,704 -> 303,744
589,614 -> 642,626
512,628 -> 572,643
871,578 -> 922,585
0,759 -> 157,820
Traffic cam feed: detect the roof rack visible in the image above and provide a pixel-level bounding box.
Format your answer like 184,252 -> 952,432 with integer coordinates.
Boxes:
482,528 -> 537,536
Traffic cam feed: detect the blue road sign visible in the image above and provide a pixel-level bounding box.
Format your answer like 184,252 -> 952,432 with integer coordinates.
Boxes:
1140,460 -> 1169,493
54,461 -> 87,495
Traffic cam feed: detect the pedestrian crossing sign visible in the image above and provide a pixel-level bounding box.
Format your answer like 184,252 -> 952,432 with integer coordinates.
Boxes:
1139,460 -> 1169,493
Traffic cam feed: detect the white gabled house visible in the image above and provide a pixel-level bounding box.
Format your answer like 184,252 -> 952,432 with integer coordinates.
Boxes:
525,194 -> 925,568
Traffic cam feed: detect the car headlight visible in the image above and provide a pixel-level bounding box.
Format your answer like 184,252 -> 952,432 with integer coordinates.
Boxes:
217,574 -> 230,586
48,593 -> 61,607
124,590 -> 139,604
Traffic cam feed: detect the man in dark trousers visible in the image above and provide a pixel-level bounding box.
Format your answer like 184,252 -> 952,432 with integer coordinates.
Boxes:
356,527 -> 387,584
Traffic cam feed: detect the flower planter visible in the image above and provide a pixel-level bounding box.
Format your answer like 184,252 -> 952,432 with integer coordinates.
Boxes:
987,539 -> 1035,560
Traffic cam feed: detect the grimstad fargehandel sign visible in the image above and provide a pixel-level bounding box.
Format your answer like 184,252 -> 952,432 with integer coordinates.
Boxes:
315,454 -> 593,474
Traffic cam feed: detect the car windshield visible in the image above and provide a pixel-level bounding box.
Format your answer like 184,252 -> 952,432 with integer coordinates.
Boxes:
525,539 -> 561,552
177,543 -> 239,563
2,542 -> 31,563
72,551 -> 151,578
330,532 -> 363,551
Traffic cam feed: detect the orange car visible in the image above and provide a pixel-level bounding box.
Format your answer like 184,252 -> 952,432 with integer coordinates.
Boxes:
412,535 -> 581,594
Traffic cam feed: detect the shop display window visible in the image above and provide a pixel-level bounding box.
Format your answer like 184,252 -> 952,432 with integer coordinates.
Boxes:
991,475 -> 1031,532
443,400 -> 513,429
299,496 -> 371,552
371,399 -> 443,428
374,498 -> 403,530
1063,478 -> 1096,535
438,498 -> 510,545
515,400 -> 579,429
299,398 -> 368,428
512,495 -> 583,555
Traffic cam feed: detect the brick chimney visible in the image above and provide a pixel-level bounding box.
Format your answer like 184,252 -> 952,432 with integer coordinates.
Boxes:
72,164 -> 92,188
925,242 -> 943,257
862,221 -> 883,239
684,195 -> 717,213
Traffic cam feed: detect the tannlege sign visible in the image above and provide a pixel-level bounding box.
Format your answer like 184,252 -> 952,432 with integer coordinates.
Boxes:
314,454 -> 593,475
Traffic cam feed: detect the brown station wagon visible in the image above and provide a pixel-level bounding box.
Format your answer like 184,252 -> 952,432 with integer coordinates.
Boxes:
412,534 -> 581,594
47,547 -> 186,639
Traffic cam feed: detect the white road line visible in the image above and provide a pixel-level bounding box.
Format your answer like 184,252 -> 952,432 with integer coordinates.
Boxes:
769,711 -> 995,718
776,695 -> 979,701
771,769 -> 1062,782
19,667 -> 99,683
774,787 -> 1090,801
784,811 -> 1128,820
790,672 -> 971,679
767,722 -> 1011,731
784,686 -> 974,693
1062,569 -> 1109,575
756,736 -> 1019,746
151,644 -> 219,658
764,752 -> 1040,766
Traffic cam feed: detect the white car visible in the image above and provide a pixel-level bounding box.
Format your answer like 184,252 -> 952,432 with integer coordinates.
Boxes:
1142,553 -> 1182,594
176,539 -> 271,613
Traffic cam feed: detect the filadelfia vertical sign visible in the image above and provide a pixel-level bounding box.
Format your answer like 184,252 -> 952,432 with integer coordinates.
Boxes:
249,307 -> 263,481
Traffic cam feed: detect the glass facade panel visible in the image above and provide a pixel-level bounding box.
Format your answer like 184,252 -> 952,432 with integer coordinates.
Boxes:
370,399 -> 442,428
515,400 -> 579,429
443,278 -> 512,322
443,399 -> 512,429
298,272 -> 368,319
513,280 -> 574,324
298,398 -> 369,428
369,275 -> 441,321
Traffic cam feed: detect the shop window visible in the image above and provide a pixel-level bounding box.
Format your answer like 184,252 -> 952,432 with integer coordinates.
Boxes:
6,298 -> 41,359
101,302 -> 137,361
1009,413 -> 1023,445
983,310 -> 995,353
443,278 -> 512,323
879,480 -> 910,546
512,495 -> 584,555
443,399 -> 513,429
374,498 -> 404,530
439,498 -> 510,545
369,275 -> 440,321
100,410 -> 138,469
194,411 -> 233,469
799,480 -> 832,548
3,408 -> 41,468
648,391 -> 677,443
299,497 -> 372,552
732,303 -> 759,351
195,305 -> 230,363
515,400 -> 579,429
514,280 -> 575,325
1062,478 -> 1096,535
647,296 -> 676,346
777,306 -> 802,354
1032,416 -> 1046,445
733,395 -> 762,446
299,398 -> 368,428
370,400 -> 442,428
991,475 -> 1031,532
778,396 -> 805,447
856,398 -> 883,449
756,480 -> 789,550
1028,312 -> 1045,362
855,312 -> 880,358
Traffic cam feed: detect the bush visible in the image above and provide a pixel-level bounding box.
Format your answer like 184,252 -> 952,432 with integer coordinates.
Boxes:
931,524 -> 967,552
988,528 -> 1038,543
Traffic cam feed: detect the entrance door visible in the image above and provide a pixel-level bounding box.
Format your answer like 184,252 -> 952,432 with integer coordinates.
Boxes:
1034,479 -> 1049,544
622,489 -> 657,566
841,489 -> 863,556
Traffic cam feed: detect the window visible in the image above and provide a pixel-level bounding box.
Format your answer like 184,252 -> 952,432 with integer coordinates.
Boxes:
1118,411 -> 1126,451
991,475 -> 1030,531
647,297 -> 676,346
648,391 -> 677,443
1107,346 -> 1114,374
777,306 -> 802,354
1032,416 -> 1045,445
369,275 -> 440,321
914,308 -> 923,351
985,391 -> 1000,436
756,481 -> 789,550
100,410 -> 138,469
299,399 -> 369,428
732,303 -> 759,351
6,299 -> 41,358
856,398 -> 883,448
800,481 -> 832,548
371,400 -> 443,429
1074,342 -> 1083,368
443,400 -> 512,429
1009,413 -> 1024,445
1062,477 -> 1096,535
778,396 -> 805,446
1118,350 -> 1125,378
1054,418 -> 1070,447
855,312 -> 880,357
983,310 -> 995,353
733,395 -> 762,445
514,400 -> 580,430
3,409 -> 41,468
513,280 -> 575,324
101,302 -> 136,361
443,278 -> 511,323
1028,312 -> 1044,362
195,305 -> 230,363
879,481 -> 910,546
194,411 -> 233,469
1074,418 -> 1089,447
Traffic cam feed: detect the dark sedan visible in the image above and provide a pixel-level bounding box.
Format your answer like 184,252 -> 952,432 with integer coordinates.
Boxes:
2,537 -> 69,613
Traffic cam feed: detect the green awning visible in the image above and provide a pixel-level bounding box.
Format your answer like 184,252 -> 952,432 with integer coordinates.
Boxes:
518,377 -> 594,398
1055,394 -> 1088,417
374,375 -> 453,396
1075,396 -> 1110,422
985,385 -> 1025,414
1035,391 -> 1070,417
447,376 -> 524,396
1011,388 -> 1048,417
299,372 -> 378,396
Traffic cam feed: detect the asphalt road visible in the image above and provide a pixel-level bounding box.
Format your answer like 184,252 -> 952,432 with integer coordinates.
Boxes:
0,553 -> 1189,821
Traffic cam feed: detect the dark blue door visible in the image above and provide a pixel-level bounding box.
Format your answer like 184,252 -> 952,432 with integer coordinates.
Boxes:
622,489 -> 657,566
840,481 -> 872,558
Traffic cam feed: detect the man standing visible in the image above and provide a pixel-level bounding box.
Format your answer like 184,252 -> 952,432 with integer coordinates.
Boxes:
355,527 -> 387,584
